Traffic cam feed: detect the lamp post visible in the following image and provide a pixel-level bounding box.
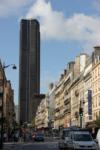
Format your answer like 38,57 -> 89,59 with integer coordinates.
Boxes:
0,63 -> 17,149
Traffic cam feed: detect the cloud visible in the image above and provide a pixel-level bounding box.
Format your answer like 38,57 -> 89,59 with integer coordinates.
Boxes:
0,0 -> 33,17
26,0 -> 100,50
92,0 -> 100,12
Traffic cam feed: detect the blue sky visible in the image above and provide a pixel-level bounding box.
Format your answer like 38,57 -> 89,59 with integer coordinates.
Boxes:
0,0 -> 100,105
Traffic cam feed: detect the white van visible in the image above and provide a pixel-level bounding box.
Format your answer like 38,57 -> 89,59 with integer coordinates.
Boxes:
96,128 -> 100,149
66,130 -> 98,150
59,128 -> 98,150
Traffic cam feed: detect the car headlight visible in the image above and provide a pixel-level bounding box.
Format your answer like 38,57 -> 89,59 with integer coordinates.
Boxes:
92,143 -> 98,149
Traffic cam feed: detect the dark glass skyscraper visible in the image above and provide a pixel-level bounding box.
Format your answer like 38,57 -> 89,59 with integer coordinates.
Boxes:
19,19 -> 40,123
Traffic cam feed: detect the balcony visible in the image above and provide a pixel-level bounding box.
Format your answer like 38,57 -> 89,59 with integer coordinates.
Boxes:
59,113 -> 64,118
64,108 -> 70,114
64,99 -> 70,105
55,108 -> 60,112
54,115 -> 60,120
64,95 -> 70,101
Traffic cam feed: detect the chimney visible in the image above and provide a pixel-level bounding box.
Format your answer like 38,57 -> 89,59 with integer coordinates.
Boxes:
60,74 -> 64,80
92,46 -> 100,65
64,69 -> 67,75
67,61 -> 75,71
94,46 -> 100,55
49,83 -> 54,90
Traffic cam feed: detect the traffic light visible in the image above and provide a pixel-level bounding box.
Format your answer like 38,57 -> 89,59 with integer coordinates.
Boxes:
79,107 -> 83,117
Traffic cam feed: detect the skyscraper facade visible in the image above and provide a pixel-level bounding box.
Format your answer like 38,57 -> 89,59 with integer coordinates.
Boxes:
19,19 -> 40,123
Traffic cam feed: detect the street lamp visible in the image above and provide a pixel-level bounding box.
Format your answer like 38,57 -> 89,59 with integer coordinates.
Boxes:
0,63 -> 17,149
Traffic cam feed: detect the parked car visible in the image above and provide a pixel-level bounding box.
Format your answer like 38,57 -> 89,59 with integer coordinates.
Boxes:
59,128 -> 98,150
34,132 -> 44,142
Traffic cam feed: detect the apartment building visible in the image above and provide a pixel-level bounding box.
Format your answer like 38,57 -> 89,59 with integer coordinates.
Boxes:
4,81 -> 15,129
35,96 -> 49,129
63,62 -> 74,127
83,57 -> 92,126
47,83 -> 55,129
54,74 -> 65,129
92,46 -> 100,121
36,46 -> 100,129
71,54 -> 88,127
0,61 -> 15,130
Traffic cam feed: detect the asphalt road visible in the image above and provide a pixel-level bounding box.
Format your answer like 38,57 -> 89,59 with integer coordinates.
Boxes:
20,142 -> 58,150
3,141 -> 59,150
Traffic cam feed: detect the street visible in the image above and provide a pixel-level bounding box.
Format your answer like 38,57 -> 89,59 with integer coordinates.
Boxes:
3,141 -> 59,150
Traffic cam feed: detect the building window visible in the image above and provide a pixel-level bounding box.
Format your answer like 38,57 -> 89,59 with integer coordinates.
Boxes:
96,96 -> 97,107
95,84 -> 97,93
98,66 -> 100,76
98,80 -> 100,91
92,71 -> 94,80
94,84 -> 95,93
92,84 -> 94,95
75,90 -> 79,97
93,98 -> 95,108
96,112 -> 98,119
94,112 -> 96,120
95,69 -> 97,78
92,100 -> 94,108
99,96 -> 100,106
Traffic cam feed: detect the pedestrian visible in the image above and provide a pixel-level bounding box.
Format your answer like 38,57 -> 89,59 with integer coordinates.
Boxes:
3,132 -> 7,142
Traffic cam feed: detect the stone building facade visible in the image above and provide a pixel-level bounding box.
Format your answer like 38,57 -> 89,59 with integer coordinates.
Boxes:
92,46 -> 100,121
35,46 -> 100,130
0,61 -> 15,131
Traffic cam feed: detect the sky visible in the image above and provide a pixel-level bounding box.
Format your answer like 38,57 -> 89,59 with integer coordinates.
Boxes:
0,0 -> 100,105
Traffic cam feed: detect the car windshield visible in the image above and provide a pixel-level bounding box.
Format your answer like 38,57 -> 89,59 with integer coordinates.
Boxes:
36,133 -> 44,136
74,132 -> 93,141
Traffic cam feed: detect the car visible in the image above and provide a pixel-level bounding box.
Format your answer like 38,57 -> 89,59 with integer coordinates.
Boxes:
34,133 -> 44,142
59,128 -> 98,150
58,127 -> 72,150
66,129 -> 98,150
